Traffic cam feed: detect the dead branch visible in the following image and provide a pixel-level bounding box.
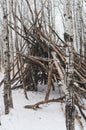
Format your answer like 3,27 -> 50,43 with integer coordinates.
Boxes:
24,96 -> 65,109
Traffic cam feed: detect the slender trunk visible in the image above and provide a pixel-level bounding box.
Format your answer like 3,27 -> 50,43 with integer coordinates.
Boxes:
13,1 -> 22,83
64,0 -> 75,130
76,0 -> 83,55
0,43 -> 1,71
83,0 -> 86,61
73,0 -> 84,56
84,27 -> 86,61
3,0 -> 13,114
9,0 -> 15,77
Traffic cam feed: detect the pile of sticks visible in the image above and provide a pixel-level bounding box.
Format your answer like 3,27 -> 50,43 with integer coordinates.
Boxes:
12,25 -> 86,92
0,0 -> 86,126
9,23 -> 86,126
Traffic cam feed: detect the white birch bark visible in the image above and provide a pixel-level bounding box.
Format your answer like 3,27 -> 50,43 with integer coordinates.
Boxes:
72,0 -> 84,55
77,0 -> 83,55
3,0 -> 13,114
83,0 -> 86,60
64,0 -> 75,130
9,0 -> 14,77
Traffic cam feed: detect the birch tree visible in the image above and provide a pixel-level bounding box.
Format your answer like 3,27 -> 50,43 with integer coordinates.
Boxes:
64,0 -> 75,130
9,0 -> 15,77
73,0 -> 83,56
3,0 -> 13,114
83,0 -> 86,61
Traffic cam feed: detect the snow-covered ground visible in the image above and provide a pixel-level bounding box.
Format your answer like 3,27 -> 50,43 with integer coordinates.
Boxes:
0,73 -> 86,130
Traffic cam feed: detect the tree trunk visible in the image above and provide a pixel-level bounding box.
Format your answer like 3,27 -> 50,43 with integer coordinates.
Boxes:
9,0 -> 15,77
83,0 -> 86,61
3,0 -> 13,114
73,0 -> 83,55
64,0 -> 75,130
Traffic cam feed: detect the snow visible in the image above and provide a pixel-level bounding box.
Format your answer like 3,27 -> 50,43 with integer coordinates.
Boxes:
0,74 -> 86,130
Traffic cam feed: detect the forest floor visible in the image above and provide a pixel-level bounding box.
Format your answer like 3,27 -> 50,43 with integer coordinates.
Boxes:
0,72 -> 86,130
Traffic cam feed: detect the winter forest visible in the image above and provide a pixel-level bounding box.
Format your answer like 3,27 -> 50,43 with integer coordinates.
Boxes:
0,0 -> 86,130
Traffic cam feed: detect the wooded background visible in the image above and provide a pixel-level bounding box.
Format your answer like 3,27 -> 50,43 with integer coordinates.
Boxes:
0,0 -> 86,130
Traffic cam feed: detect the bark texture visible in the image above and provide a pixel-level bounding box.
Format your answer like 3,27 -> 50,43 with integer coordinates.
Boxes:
83,0 -> 86,61
64,0 -> 75,130
3,0 -> 13,114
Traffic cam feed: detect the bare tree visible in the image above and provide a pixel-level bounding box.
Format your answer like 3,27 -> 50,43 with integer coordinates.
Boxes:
73,0 -> 84,56
9,0 -> 15,77
64,0 -> 75,130
3,0 -> 13,114
83,0 -> 86,61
